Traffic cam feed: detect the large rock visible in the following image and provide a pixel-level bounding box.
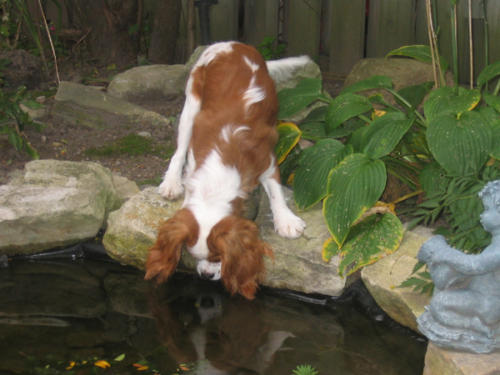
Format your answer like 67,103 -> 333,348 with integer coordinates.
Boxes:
103,187 -> 182,269
103,187 -> 349,296
107,45 -> 321,104
107,64 -> 189,101
52,81 -> 172,129
361,226 -> 433,332
344,58 -> 454,91
0,160 -> 138,255
256,190 -> 348,296
423,342 -> 500,375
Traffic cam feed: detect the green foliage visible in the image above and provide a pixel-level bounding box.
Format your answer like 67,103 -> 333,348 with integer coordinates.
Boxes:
324,154 -> 387,248
276,52 -> 500,276
386,45 -> 449,73
398,262 -> 434,295
292,364 -> 319,375
323,213 -> 404,277
0,86 -> 41,159
257,36 -> 286,60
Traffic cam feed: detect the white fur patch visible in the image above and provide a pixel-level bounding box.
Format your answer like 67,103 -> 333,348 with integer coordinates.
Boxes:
183,149 -> 245,259
266,55 -> 312,86
243,56 -> 266,111
195,41 -> 234,68
220,125 -> 250,143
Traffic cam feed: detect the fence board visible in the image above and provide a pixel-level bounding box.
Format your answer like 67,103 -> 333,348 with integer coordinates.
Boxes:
285,0 -> 321,60
366,0 -> 417,57
243,0 -> 279,47
486,0 -> 500,65
327,0 -> 366,75
210,0 -> 239,42
415,0 -> 428,44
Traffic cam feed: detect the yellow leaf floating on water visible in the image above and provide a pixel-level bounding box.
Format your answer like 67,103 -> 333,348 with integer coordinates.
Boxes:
94,360 -> 111,368
133,363 -> 149,371
179,363 -> 190,371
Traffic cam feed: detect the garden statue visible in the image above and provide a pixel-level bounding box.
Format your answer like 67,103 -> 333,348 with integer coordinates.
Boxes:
417,180 -> 500,354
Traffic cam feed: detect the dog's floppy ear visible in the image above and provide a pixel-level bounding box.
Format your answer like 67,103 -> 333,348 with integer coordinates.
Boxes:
208,216 -> 273,299
145,208 -> 199,283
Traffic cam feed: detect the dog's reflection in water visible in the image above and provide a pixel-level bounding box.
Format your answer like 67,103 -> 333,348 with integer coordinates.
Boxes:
149,283 -> 294,374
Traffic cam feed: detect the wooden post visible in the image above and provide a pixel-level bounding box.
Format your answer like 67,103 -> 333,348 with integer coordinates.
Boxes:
327,0 -> 366,76
366,0 -> 417,57
284,0 -> 321,60
243,0 -> 279,47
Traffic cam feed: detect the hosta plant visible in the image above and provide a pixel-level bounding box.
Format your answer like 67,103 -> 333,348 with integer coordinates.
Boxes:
275,49 -> 500,277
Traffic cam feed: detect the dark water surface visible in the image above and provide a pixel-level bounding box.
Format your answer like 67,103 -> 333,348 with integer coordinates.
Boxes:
0,249 -> 426,375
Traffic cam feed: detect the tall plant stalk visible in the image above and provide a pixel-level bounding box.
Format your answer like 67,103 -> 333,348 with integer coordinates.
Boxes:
468,0 -> 474,88
37,0 -> 60,84
425,0 -> 445,88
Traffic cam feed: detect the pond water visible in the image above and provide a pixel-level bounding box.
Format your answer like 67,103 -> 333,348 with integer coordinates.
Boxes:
0,244 -> 426,375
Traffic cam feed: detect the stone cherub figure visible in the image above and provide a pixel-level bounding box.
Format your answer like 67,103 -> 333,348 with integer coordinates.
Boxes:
417,180 -> 500,354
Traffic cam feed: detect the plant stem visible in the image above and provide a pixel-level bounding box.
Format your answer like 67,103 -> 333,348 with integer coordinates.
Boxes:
391,190 -> 423,206
468,0 -> 474,89
425,0 -> 439,87
37,0 -> 60,85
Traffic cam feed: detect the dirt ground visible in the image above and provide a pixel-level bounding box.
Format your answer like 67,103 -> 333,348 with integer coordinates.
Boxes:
0,62 -> 343,186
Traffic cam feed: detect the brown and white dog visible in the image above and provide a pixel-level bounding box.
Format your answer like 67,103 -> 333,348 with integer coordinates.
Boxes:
145,42 -> 307,299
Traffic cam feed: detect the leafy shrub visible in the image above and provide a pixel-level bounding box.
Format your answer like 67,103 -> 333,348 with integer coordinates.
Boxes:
0,85 -> 41,159
257,36 -> 286,60
275,48 -> 500,276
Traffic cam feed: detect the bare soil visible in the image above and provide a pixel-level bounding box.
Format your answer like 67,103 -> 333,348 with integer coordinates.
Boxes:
0,62 -> 344,187
0,92 -> 185,186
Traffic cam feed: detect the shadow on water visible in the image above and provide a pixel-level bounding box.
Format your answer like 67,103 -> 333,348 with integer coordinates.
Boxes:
0,244 -> 426,375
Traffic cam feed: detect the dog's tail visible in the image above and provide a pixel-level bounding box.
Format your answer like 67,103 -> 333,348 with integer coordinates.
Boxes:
266,55 -> 313,87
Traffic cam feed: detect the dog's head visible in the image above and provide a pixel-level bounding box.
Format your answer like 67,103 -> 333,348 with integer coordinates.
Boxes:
145,209 -> 273,299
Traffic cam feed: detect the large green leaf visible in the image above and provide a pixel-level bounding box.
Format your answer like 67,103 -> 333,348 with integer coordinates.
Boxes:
275,122 -> 302,164
278,78 -> 322,120
298,106 -> 327,141
337,213 -> 404,277
483,93 -> 500,113
477,61 -> 500,88
426,111 -> 492,176
361,112 -> 415,159
419,162 -> 450,198
324,153 -> 387,247
325,93 -> 372,132
397,81 -> 434,109
423,87 -> 481,122
340,75 -> 393,95
293,139 -> 349,210
479,107 -> 500,160
387,45 -> 449,72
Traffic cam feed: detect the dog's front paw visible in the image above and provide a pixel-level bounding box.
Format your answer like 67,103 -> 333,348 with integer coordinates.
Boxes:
274,210 -> 306,239
158,177 -> 184,199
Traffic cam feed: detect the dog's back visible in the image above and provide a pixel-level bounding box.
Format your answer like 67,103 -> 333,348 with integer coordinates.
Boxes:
187,42 -> 280,192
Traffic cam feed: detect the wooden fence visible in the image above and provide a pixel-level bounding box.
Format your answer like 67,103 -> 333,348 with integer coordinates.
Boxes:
183,0 -> 500,83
